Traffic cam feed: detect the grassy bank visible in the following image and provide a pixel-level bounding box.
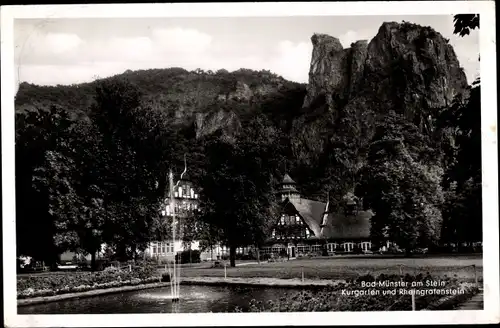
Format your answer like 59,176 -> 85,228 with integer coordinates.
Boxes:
176,256 -> 483,281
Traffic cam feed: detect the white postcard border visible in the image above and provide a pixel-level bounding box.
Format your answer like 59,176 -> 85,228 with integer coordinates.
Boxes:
2,1 -> 498,326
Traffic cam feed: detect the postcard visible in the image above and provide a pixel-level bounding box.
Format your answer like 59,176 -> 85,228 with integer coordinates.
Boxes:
2,1 -> 498,326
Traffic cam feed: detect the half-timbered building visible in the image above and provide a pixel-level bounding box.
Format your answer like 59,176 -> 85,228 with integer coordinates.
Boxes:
261,174 -> 376,258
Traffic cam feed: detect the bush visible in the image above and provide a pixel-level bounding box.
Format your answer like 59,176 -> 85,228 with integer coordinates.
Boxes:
238,273 -> 464,312
235,253 -> 257,261
260,254 -> 271,261
322,247 -> 329,256
93,259 -> 109,271
175,250 -> 201,264
161,273 -> 171,282
352,246 -> 363,254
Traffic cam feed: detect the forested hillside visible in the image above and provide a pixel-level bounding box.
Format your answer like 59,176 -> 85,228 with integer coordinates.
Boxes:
15,17 -> 482,266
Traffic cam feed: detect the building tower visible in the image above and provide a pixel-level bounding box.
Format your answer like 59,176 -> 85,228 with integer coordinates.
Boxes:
278,173 -> 301,201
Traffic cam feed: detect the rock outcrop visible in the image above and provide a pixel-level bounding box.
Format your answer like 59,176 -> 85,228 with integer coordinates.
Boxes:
292,21 -> 469,167
303,21 -> 468,115
303,34 -> 369,111
195,110 -> 242,139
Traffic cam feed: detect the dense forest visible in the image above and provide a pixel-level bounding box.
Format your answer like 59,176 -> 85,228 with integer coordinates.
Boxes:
15,15 -> 481,268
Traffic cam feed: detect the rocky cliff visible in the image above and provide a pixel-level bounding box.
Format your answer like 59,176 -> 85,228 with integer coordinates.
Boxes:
303,21 -> 468,114
292,21 -> 469,168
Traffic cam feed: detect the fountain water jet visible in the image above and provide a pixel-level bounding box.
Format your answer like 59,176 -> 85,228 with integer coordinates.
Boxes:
165,154 -> 188,308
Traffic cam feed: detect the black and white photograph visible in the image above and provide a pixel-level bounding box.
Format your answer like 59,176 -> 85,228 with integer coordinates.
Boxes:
2,1 -> 498,326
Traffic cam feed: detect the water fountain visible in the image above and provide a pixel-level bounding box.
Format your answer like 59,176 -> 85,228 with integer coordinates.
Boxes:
165,155 -> 188,308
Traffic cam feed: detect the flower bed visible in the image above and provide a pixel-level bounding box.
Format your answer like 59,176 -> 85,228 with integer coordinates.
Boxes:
17,262 -> 161,299
235,273 -> 469,312
424,282 -> 480,310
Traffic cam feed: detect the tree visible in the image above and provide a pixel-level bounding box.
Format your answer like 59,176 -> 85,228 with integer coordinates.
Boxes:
198,115 -> 283,266
453,14 -> 480,37
30,79 -> 179,269
15,105 -> 76,265
86,78 -> 175,263
437,80 -> 482,244
356,112 -> 444,254
438,12 -> 482,246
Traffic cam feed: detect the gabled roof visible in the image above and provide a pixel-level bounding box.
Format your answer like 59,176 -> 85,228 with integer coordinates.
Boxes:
321,210 -> 373,240
288,198 -> 326,237
283,197 -> 373,241
282,174 -> 296,184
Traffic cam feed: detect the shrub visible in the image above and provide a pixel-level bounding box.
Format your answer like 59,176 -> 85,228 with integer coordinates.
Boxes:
17,260 -> 161,299
260,254 -> 271,261
352,246 -> 363,254
175,250 -> 201,264
161,273 -> 171,282
103,266 -> 121,273
238,273 -> 464,312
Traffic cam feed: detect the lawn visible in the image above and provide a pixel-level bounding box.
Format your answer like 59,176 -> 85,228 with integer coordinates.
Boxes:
177,255 -> 483,282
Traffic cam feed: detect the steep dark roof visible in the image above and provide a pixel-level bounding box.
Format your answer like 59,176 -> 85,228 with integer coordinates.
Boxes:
321,210 -> 373,240
285,197 -> 373,240
282,174 -> 296,184
288,198 -> 326,237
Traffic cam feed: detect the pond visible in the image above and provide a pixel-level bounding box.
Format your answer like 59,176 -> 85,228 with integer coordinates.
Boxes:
18,285 -> 304,314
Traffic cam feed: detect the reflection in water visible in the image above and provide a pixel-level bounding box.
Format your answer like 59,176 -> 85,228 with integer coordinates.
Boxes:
18,285 -> 301,314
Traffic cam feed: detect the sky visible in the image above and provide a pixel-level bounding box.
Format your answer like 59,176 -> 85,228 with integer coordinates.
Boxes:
14,15 -> 479,89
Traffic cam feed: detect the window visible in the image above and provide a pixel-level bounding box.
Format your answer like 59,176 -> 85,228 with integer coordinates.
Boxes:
280,216 -> 285,225
190,189 -> 195,198
178,187 -> 183,198
344,242 -> 354,252
305,228 -> 310,238
312,245 -> 321,252
161,243 -> 166,254
152,246 -> 157,254
297,245 -> 309,253
295,216 -> 301,224
272,229 -> 276,238
261,247 -> 271,254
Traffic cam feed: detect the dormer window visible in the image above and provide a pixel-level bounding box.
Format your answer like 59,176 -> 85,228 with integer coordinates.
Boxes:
305,228 -> 310,238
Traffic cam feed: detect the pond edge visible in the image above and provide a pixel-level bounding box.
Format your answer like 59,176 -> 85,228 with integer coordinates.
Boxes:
17,277 -> 337,307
